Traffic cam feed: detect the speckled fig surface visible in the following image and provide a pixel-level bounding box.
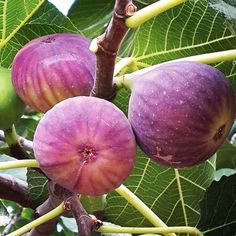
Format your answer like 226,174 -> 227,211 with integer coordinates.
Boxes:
12,33 -> 95,113
128,61 -> 236,168
33,97 -> 136,196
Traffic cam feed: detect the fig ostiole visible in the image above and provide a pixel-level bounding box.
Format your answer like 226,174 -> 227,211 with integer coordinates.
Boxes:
126,61 -> 236,168
12,33 -> 96,113
33,96 -> 136,196
0,66 -> 25,130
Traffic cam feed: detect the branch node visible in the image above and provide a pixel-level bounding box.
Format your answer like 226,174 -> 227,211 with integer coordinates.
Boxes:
125,3 -> 137,17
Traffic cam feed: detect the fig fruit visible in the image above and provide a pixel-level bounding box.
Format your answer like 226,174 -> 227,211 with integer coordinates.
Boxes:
128,61 -> 236,168
0,67 -> 25,130
33,96 -> 136,196
12,33 -> 95,113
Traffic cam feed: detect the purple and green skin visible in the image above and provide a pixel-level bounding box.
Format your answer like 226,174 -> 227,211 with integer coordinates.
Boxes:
33,96 -> 136,196
128,61 -> 236,168
12,33 -> 95,113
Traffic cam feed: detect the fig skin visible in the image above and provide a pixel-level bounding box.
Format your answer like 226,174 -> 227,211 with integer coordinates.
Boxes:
128,61 -> 236,168
0,67 -> 25,130
12,33 -> 95,113
33,97 -> 136,196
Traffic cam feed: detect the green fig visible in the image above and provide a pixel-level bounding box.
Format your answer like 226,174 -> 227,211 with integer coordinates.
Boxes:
0,66 -> 25,130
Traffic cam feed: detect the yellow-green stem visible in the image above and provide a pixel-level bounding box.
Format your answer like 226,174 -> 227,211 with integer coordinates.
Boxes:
173,49 -> 236,64
97,226 -> 204,236
115,185 -> 176,236
0,159 -> 39,170
4,125 -> 18,146
7,203 -> 64,236
126,0 -> 187,28
114,57 -> 136,76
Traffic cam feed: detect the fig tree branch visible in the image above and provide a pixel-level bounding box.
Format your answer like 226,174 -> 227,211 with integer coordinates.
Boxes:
25,182 -> 70,236
64,195 -> 102,236
91,0 -> 136,100
0,174 -> 32,208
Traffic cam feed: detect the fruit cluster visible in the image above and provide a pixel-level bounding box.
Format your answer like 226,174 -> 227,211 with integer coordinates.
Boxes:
7,33 -> 236,195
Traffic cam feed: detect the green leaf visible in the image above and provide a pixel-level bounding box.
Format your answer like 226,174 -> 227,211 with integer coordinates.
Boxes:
198,174 -> 236,235
80,195 -> 106,214
0,155 -> 27,181
0,0 -> 45,49
105,147 -> 216,227
15,114 -> 42,141
216,141 -> 236,170
129,0 -> 236,88
68,0 -> 114,38
27,168 -> 48,207
0,1 -> 79,68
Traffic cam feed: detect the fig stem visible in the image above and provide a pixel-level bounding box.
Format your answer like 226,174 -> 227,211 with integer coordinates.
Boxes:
97,226 -> 204,236
0,159 -> 39,170
115,184 -> 176,236
118,48 -> 236,89
114,57 -> 136,77
7,202 -> 64,236
125,0 -> 187,28
3,125 -> 32,160
0,129 -> 33,152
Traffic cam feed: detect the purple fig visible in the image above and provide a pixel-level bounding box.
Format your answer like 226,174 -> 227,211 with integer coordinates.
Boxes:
128,61 -> 236,168
12,33 -> 95,113
33,96 -> 136,196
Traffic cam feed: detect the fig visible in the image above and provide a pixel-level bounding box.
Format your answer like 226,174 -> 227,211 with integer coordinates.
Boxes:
12,33 -> 96,113
33,96 -> 136,196
128,61 -> 236,168
0,66 -> 25,130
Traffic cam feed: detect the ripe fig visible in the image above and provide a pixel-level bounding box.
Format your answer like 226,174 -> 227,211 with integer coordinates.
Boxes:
128,61 -> 236,168
33,97 -> 136,196
12,33 -> 95,113
0,67 -> 25,130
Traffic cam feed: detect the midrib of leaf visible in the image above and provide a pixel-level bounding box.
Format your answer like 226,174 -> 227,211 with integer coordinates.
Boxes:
135,34 -> 234,61
114,158 -> 152,223
174,169 -> 188,226
0,0 -> 45,49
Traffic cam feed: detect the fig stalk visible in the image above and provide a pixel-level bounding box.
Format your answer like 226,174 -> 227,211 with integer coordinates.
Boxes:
125,0 -> 187,28
97,226 -> 204,236
115,185 -> 176,236
0,159 -> 39,170
4,125 -> 32,160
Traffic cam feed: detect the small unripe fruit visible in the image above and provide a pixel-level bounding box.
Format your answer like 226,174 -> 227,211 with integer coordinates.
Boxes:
128,61 -> 236,168
0,67 -> 25,130
12,33 -> 95,113
33,97 -> 136,196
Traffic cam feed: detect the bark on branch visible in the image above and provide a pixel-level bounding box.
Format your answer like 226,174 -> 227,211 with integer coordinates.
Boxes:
91,0 -> 136,100
0,174 -> 32,208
